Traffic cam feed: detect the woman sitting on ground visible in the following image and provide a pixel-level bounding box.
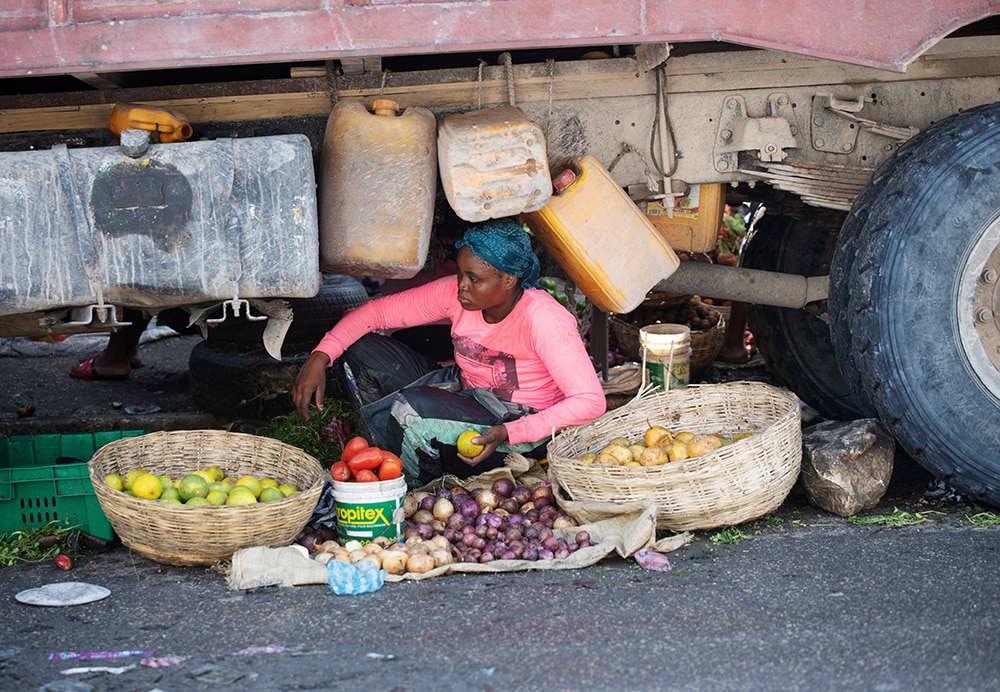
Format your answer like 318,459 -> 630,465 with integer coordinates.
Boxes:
292,218 -> 606,484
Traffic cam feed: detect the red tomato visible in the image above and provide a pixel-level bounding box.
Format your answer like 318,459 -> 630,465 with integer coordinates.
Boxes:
330,461 -> 352,483
347,447 -> 383,473
340,436 -> 370,464
354,469 -> 380,483
378,457 -> 403,481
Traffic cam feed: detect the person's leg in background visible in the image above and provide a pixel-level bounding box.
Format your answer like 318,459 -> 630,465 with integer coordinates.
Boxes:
718,301 -> 750,363
70,308 -> 152,380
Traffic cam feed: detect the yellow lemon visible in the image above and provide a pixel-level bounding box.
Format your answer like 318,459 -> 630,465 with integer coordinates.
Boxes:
177,474 -> 209,502
131,473 -> 163,500
456,430 -> 484,458
235,475 -> 262,499
259,477 -> 279,490
123,468 -> 147,490
205,490 -> 229,506
192,469 -> 215,484
185,496 -> 210,507
227,486 -> 258,505
205,465 -> 225,482
277,483 -> 299,497
259,487 -> 284,503
104,474 -> 124,492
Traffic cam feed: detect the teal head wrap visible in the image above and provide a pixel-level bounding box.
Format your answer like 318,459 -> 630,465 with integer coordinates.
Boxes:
455,219 -> 541,290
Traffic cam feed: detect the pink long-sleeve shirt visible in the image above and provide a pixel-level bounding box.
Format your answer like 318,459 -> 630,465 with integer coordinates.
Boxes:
314,275 -> 607,446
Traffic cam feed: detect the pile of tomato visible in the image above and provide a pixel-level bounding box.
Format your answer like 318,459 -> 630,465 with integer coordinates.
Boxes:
330,436 -> 403,483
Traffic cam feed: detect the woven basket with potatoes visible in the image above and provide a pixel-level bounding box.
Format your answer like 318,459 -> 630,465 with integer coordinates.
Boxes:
547,382 -> 801,531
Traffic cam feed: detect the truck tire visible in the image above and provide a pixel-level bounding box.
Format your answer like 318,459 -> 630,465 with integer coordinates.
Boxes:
741,214 -> 870,421
828,101 -> 1000,506
206,274 -> 370,350
188,341 -> 347,421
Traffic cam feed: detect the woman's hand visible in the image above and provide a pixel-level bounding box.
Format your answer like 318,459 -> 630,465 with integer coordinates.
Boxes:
291,351 -> 331,419
458,425 -> 509,466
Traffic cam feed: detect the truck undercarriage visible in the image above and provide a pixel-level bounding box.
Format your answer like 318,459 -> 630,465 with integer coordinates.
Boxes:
2,3 -> 1000,504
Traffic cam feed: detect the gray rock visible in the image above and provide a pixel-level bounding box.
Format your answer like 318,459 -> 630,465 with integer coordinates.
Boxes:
800,419 -> 895,517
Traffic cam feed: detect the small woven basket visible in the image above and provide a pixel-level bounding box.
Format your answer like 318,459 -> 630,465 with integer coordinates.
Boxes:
611,310 -> 725,373
547,381 -> 801,531
89,430 -> 324,566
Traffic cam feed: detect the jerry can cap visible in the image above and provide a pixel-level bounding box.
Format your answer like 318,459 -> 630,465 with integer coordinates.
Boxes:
372,99 -> 400,115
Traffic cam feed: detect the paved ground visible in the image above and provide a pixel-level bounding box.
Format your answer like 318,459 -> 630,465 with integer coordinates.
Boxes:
1,331 -> 997,691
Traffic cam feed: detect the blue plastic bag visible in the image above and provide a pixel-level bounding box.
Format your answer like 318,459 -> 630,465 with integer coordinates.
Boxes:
327,557 -> 386,595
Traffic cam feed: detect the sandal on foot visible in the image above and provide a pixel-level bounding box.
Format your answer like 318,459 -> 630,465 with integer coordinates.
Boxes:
79,350 -> 143,369
70,355 -> 130,381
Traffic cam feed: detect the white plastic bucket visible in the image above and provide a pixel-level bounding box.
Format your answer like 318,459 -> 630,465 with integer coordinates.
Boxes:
331,476 -> 407,544
640,323 -> 692,391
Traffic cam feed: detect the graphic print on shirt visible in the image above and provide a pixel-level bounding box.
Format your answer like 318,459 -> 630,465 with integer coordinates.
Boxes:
453,334 -> 518,401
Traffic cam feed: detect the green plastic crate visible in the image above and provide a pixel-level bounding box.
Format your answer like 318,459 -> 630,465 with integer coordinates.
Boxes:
0,431 -> 146,541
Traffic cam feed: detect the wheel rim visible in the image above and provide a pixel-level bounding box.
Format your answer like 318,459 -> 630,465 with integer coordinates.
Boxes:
958,212 -> 1000,398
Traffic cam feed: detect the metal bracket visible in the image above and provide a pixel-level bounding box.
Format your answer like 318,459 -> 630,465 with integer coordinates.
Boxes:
42,303 -> 130,330
715,93 -> 798,173
811,92 -> 919,153
206,298 -> 268,325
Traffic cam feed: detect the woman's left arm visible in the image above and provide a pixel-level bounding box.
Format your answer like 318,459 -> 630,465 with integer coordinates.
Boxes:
503,303 -> 607,446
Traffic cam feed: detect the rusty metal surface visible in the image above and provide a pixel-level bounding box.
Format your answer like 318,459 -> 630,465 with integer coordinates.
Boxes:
1,0 -> 998,79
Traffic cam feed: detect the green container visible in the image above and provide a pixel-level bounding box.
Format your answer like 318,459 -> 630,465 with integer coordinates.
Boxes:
0,431 -> 145,540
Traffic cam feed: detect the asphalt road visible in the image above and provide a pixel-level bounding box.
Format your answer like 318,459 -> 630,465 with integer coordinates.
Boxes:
1,331 -> 998,691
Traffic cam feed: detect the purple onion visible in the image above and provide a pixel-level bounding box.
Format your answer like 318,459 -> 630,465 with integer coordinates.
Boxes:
419,496 -> 436,512
461,501 -> 480,519
485,513 -> 504,529
554,547 -> 570,560
446,513 -> 465,531
501,550 -> 517,560
472,536 -> 486,550
462,532 -> 477,547
542,535 -> 560,551
417,523 -> 434,539
575,530 -> 591,544
500,497 -> 520,514
508,540 -> 525,557
538,548 -> 554,560
568,542 -> 579,552
522,544 -> 539,561
511,486 -> 532,505
479,552 -> 495,563
491,478 -> 515,498
507,513 -> 524,527
485,525 -> 498,539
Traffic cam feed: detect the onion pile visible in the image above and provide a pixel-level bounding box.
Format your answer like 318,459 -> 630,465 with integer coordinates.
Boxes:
403,479 -> 594,564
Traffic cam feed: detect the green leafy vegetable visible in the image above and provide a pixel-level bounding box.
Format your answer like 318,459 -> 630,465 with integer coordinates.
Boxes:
847,507 -> 942,527
0,524 -> 76,567
257,398 -> 355,469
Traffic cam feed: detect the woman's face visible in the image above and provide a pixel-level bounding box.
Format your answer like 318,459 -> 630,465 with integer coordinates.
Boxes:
455,245 -> 518,314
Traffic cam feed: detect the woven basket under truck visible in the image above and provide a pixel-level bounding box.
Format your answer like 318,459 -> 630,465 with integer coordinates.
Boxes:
610,308 -> 725,373
89,430 -> 324,566
546,381 -> 802,531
